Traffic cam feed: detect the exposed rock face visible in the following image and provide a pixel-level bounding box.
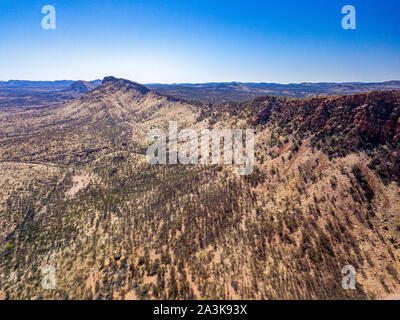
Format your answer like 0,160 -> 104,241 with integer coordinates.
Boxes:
252,91 -> 400,148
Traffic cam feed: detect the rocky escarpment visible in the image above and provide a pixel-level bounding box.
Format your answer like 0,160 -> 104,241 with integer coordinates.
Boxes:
251,91 -> 400,146
235,91 -> 400,182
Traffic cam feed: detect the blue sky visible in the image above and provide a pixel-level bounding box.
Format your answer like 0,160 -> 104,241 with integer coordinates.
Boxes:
0,0 -> 399,83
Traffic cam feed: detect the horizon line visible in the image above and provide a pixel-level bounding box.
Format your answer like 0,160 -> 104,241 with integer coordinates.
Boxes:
1,78 -> 400,86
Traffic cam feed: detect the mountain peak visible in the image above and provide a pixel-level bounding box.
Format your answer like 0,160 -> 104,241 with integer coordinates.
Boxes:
101,76 -> 151,95
102,76 -> 119,84
67,80 -> 96,93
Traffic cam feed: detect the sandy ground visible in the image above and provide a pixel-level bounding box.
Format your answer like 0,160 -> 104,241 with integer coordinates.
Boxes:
65,174 -> 92,199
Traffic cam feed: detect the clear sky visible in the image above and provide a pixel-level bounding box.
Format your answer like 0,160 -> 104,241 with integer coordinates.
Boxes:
0,0 -> 399,83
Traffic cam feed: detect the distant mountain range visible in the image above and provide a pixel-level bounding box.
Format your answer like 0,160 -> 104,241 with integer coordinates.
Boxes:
1,79 -> 400,104
0,80 -> 102,109
0,80 -> 102,89
147,80 -> 400,102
